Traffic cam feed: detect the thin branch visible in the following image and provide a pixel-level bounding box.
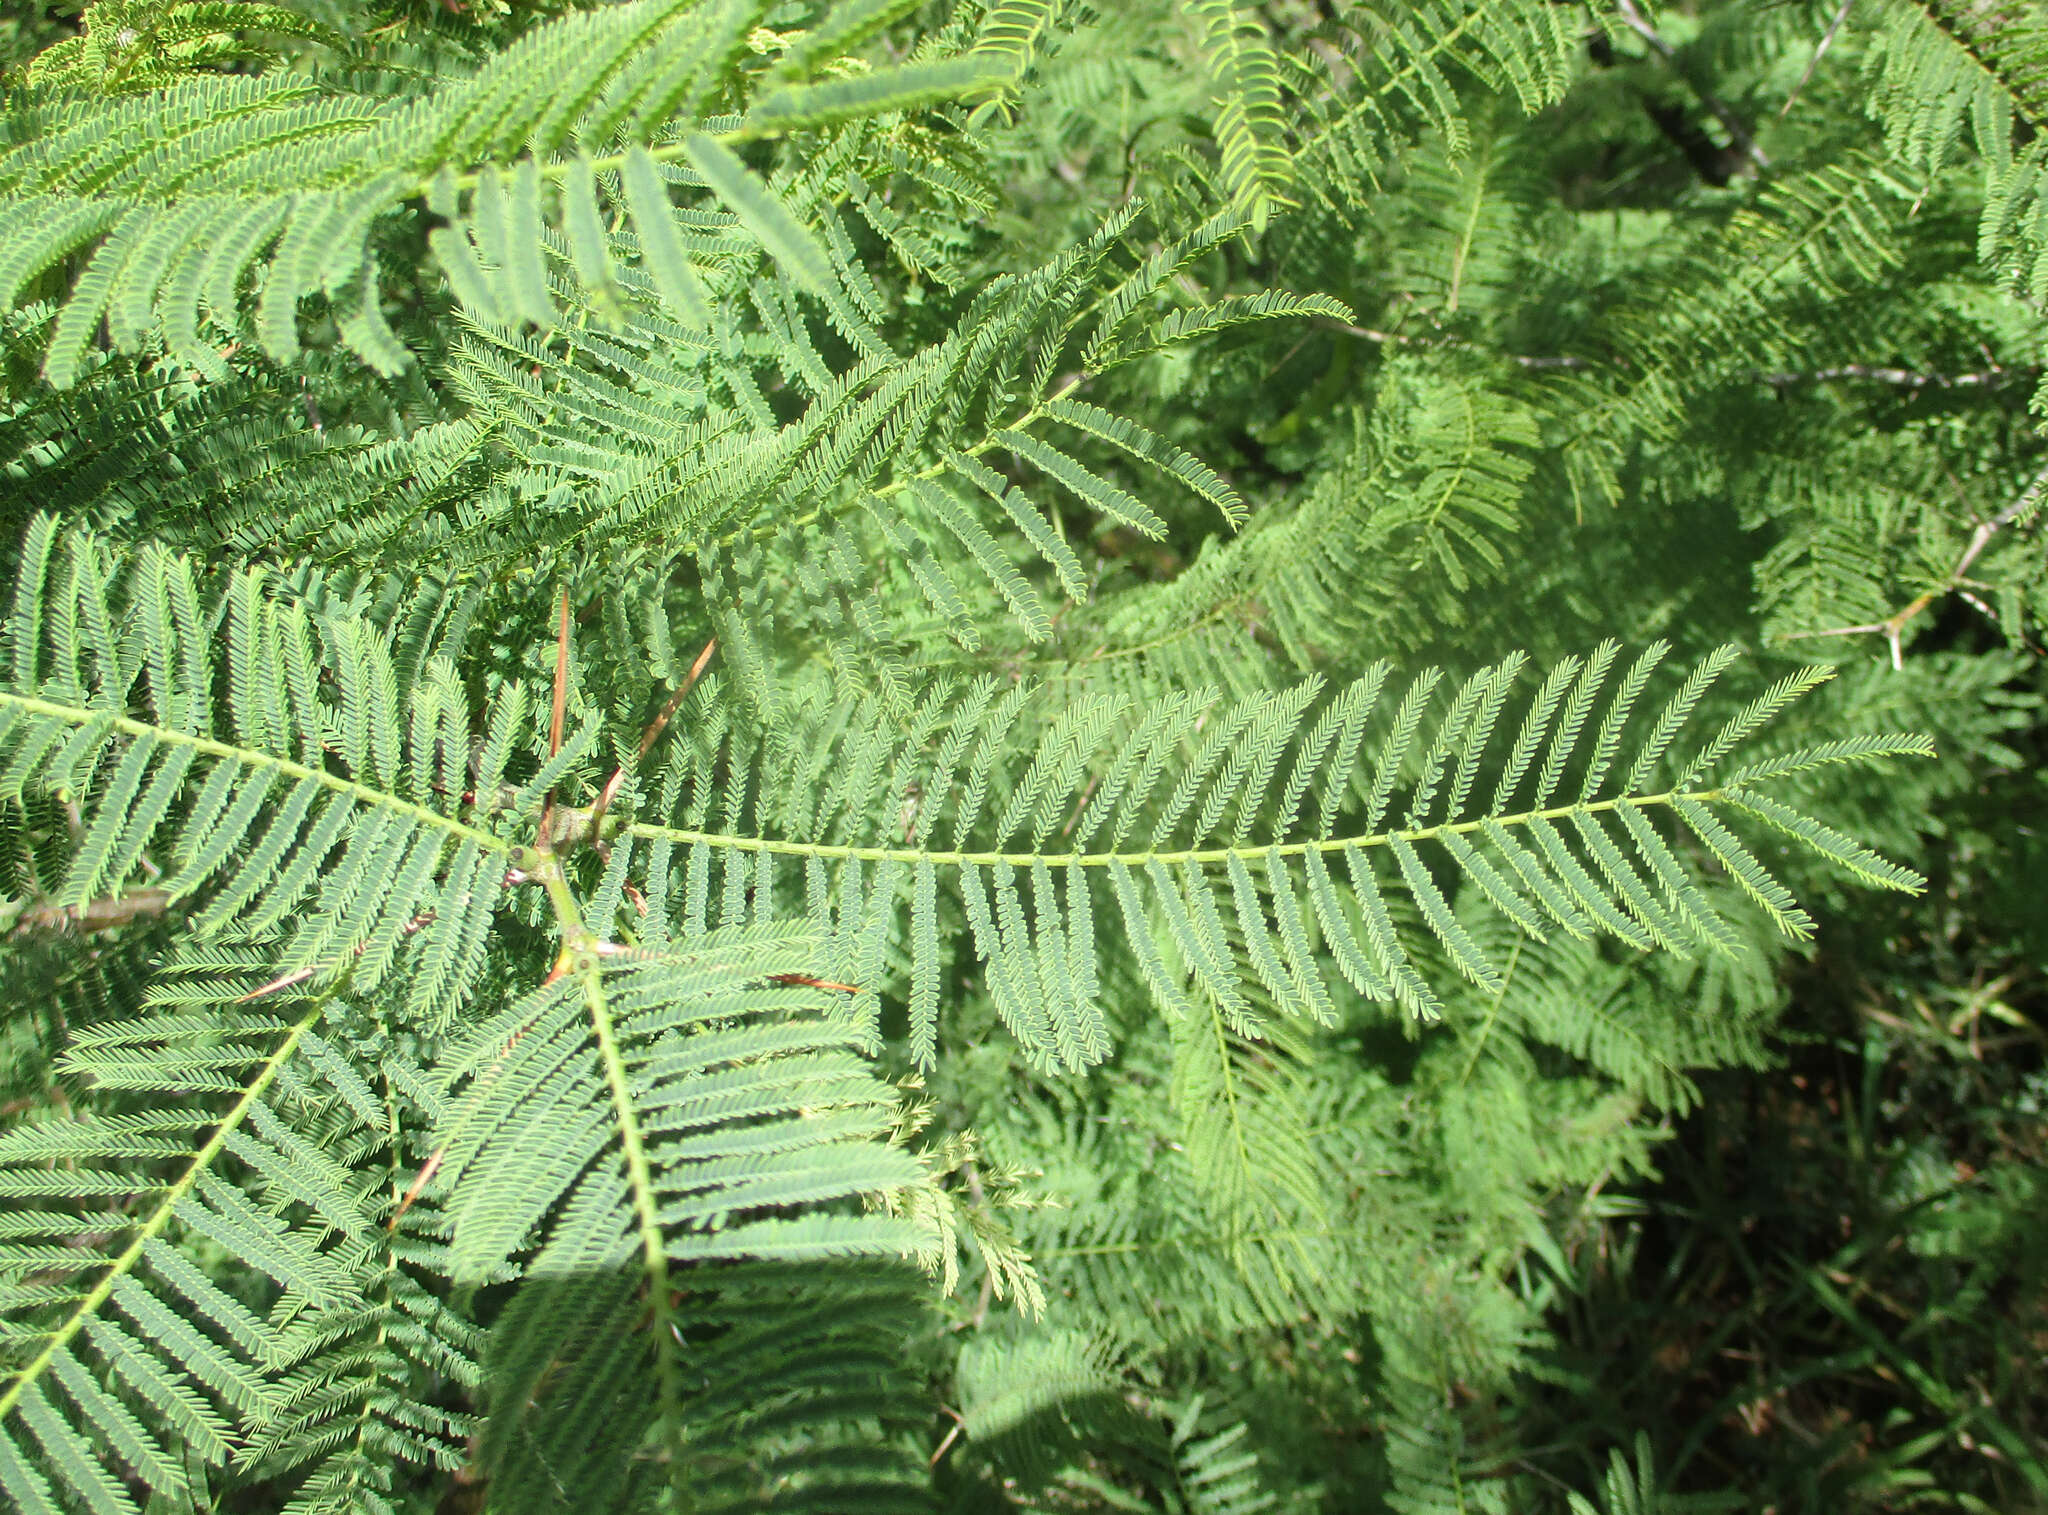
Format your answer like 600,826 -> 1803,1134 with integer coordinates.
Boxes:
1756,362 -> 2032,390
1951,465 -> 2045,576
1780,462 -> 2048,668
960,1161 -> 995,1331
1328,319 -> 2031,390
637,637 -> 720,762
539,585 -> 570,848
1059,773 -> 1100,839
1321,319 -> 1413,346
587,636 -> 719,846
928,1408 -> 967,1467
1614,0 -> 1770,171
236,912 -> 437,1001
1782,0 -> 1856,117
8,887 -> 170,937
1317,317 -> 1593,369
386,1147 -> 445,1232
1779,621 -> 1890,643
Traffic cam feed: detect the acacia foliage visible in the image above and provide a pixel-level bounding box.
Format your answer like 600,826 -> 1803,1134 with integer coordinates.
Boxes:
0,2 -> 2043,1512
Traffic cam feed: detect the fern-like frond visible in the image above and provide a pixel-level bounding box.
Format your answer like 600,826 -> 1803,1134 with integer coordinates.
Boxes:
424,214 -> 1334,622
435,940 -> 930,1512
624,644 -> 1930,1072
1288,0 -> 1576,199
0,351 -> 497,564
1374,1361 -> 1521,1515
0,960 -> 471,1515
0,0 -> 1005,382
1872,0 -> 2048,161
1439,901 -> 1780,1116
1089,366 -> 1538,694
972,0 -> 1076,105
1163,1397 -> 1280,1515
949,1334 -> 1279,1512
0,518 -> 522,1020
1536,154 -> 1921,511
952,1327 -> 1130,1485
1863,0 -> 2048,303
22,0 -> 344,95
1566,1432 -> 1700,1515
1176,0 -> 1296,227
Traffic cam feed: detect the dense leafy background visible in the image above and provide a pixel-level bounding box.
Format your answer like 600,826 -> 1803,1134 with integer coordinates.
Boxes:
0,2 -> 2044,1513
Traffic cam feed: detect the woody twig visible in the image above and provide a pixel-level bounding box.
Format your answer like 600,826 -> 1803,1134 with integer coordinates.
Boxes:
586,637 -> 718,846
1782,464 -> 2048,669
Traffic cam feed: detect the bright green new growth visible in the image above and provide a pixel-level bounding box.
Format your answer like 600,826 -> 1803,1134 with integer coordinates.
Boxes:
1,0 -> 2038,1510
622,635 -> 1927,1066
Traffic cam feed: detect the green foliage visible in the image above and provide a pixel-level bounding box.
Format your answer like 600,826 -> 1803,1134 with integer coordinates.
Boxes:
0,2 -> 2044,1513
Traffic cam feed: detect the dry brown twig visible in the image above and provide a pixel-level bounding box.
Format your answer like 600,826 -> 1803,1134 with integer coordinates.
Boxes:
8,888 -> 171,937
1757,362 -> 2029,390
586,636 -> 719,846
538,586 -> 571,850
234,912 -> 438,1002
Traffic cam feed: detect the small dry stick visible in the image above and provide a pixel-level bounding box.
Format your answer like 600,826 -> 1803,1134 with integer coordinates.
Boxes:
10,888 -> 171,937
1059,774 -> 1100,839
766,972 -> 862,994
1318,317 -> 1593,370
929,1407 -> 967,1467
960,1162 -> 995,1330
1756,362 -> 2024,390
386,1147 -> 445,1232
587,637 -> 719,843
235,912 -> 437,1002
538,586 -> 571,848
638,637 -> 720,762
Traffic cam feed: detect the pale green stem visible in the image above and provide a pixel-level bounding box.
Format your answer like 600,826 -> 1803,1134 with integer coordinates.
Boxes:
0,1005 -> 325,1423
626,790 -> 1711,868
521,848 -> 684,1487
0,693 -> 508,859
